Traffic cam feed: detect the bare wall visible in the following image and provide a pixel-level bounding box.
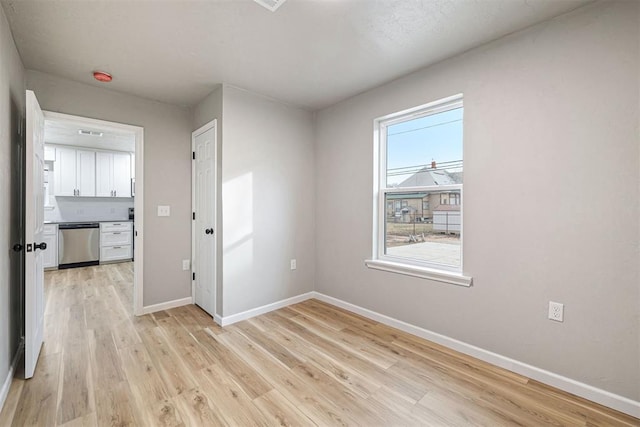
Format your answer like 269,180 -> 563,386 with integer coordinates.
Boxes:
26,70 -> 193,307
314,1 -> 640,400
0,1 -> 24,393
221,86 -> 315,316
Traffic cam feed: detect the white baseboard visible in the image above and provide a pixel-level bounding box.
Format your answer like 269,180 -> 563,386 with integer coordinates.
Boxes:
217,292 -> 314,326
142,297 -> 193,315
311,292 -> 640,419
0,339 -> 24,414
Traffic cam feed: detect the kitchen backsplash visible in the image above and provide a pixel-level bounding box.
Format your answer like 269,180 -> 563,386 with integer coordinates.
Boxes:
45,197 -> 134,223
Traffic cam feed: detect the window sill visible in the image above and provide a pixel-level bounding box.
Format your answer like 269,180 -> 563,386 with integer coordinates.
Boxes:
364,259 -> 472,287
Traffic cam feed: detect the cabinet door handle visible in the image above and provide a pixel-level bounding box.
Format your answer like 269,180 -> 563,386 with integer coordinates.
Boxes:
114,190 -> 117,197
113,246 -> 121,249
113,232 -> 121,235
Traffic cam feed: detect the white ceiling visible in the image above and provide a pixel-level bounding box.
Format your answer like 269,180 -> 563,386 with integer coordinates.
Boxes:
2,0 -> 591,110
44,119 -> 135,152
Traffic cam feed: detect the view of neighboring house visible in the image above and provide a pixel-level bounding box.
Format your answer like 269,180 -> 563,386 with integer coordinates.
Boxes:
386,161 -> 462,233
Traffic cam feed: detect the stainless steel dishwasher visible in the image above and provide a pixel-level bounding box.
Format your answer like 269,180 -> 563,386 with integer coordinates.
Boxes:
58,223 -> 100,269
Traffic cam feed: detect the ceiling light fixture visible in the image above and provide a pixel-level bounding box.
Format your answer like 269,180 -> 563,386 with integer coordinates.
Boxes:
253,0 -> 286,12
93,71 -> 112,82
78,129 -> 104,137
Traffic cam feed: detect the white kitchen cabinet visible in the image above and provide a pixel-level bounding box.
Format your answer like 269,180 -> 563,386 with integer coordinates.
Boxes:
54,146 -> 96,197
95,151 -> 112,197
42,224 -> 58,270
44,145 -> 56,162
96,152 -> 131,198
113,153 -> 132,198
100,222 -> 133,263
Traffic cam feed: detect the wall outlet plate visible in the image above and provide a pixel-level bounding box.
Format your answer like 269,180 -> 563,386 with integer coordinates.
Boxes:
157,205 -> 171,217
548,301 -> 564,322
182,260 -> 190,271
290,259 -> 297,270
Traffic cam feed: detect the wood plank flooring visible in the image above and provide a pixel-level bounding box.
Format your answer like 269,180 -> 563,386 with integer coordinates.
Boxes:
0,263 -> 638,426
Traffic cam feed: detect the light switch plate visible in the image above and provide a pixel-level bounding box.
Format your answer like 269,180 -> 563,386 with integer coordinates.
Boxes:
157,205 -> 171,217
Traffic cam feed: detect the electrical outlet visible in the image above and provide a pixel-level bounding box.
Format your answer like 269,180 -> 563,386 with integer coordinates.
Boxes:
157,205 -> 171,217
290,259 -> 297,270
182,260 -> 190,271
548,301 -> 564,322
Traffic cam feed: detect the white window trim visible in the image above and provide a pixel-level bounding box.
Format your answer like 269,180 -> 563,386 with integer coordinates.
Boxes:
367,94 -> 472,287
364,259 -> 472,286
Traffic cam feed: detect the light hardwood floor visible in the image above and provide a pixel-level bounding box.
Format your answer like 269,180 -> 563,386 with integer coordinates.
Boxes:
0,263 -> 638,426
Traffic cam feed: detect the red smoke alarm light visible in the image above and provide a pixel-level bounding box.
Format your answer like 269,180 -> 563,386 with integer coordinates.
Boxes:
93,71 -> 112,82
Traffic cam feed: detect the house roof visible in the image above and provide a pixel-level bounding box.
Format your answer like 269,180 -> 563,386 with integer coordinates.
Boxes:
397,167 -> 461,187
387,193 -> 428,200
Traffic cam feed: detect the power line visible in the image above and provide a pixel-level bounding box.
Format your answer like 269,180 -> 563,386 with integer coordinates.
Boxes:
388,159 -> 463,173
387,118 -> 462,137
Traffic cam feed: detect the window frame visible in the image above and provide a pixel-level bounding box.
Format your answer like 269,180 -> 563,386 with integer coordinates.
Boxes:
366,94 -> 472,287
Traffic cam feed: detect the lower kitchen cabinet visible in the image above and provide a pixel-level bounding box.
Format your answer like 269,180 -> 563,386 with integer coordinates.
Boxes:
100,222 -> 133,263
43,223 -> 58,270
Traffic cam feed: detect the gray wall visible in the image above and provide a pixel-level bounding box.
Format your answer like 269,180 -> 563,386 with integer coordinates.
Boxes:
194,85 -> 316,317
222,86 -> 315,316
0,2 -> 24,392
27,71 -> 193,307
315,1 -> 640,400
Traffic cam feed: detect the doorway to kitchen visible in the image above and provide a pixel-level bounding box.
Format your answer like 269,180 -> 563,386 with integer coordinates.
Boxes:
41,111 -> 144,315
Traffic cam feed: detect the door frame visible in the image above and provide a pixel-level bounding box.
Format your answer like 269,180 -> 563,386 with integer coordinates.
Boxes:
43,111 -> 145,316
191,119 -> 217,320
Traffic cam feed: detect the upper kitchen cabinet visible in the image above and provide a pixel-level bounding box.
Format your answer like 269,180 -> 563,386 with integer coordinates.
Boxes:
44,145 -> 56,162
96,151 -> 131,198
54,146 -> 96,197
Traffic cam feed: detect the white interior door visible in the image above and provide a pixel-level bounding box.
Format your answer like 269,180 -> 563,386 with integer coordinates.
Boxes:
25,90 -> 45,379
192,121 -> 216,317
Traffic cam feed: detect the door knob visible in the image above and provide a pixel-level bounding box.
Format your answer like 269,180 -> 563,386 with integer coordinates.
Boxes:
12,243 -> 23,252
205,228 -> 214,235
34,242 -> 47,251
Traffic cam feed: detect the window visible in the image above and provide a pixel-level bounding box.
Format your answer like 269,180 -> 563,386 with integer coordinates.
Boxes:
366,94 -> 471,286
439,192 -> 460,205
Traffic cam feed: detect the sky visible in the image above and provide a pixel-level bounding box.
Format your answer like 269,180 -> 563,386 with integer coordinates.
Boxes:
386,107 -> 463,186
